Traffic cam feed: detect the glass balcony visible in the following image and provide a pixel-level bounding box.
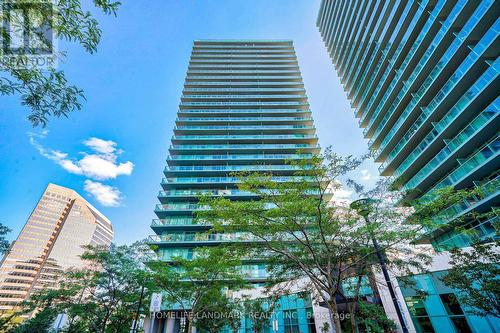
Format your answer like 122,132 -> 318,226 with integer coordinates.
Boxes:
165,164 -> 301,172
189,58 -> 297,63
403,107 -> 499,190
174,125 -> 314,131
183,87 -> 305,92
357,0 -> 446,114
382,32 -> 499,169
176,117 -> 312,122
438,177 -> 498,224
344,0 -> 413,88
186,75 -> 302,80
181,94 -> 306,99
172,134 -> 318,140
413,137 -> 500,194
187,69 -> 300,74
151,218 -> 198,227
148,232 -> 260,244
178,109 -> 310,114
381,70 -> 499,175
155,203 -> 208,211
184,81 -> 303,86
167,153 -> 311,161
170,143 -> 316,150
162,175 -> 307,184
362,1 -> 467,132
179,101 -> 308,107
159,189 -> 255,198
372,2 -> 494,153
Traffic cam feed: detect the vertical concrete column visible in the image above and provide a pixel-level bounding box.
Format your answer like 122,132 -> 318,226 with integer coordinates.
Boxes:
312,301 -> 334,333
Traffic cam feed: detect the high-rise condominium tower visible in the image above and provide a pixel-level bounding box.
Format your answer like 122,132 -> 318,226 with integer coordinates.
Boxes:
0,183 -> 113,312
148,40 -> 326,332
317,1 -> 499,332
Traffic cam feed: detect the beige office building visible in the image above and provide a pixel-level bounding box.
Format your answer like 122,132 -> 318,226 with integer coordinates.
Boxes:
0,183 -> 113,312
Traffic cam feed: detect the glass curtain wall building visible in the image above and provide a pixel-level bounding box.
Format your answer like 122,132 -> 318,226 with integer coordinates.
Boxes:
0,183 -> 114,313
148,40 -> 322,332
317,1 -> 499,332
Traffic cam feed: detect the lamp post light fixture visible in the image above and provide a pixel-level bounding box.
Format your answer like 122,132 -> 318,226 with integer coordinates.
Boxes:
350,198 -> 409,333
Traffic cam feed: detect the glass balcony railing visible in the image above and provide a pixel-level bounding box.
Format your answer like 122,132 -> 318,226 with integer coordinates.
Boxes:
190,58 -> 297,63
403,107 -> 499,190
184,81 -> 302,86
175,125 -> 314,131
180,101 -> 308,107
357,0 -> 446,114
183,87 -> 305,92
159,189 -> 255,198
148,232 -> 260,243
187,69 -> 300,74
162,175 -> 308,184
362,0 -> 466,132
344,0 -> 413,89
176,117 -> 312,122
437,176 -> 499,224
193,44 -> 293,49
188,60 -> 299,67
191,49 -> 295,54
172,134 -> 317,140
383,30 -> 499,169
186,75 -> 302,80
381,69 -> 499,175
189,63 -> 297,67
372,1 -> 494,153
151,218 -> 198,227
178,109 -> 310,114
410,137 -> 500,194
181,94 -> 306,99
167,153 -> 311,161
165,164 -> 301,172
155,203 -> 208,211
170,143 -> 315,150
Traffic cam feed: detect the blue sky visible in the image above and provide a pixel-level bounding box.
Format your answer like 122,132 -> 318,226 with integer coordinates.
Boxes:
0,0 -> 378,244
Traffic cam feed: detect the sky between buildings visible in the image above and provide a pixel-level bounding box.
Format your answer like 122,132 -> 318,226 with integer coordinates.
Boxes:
0,0 -> 379,244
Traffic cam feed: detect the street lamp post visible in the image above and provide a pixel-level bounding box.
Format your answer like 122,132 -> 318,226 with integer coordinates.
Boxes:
350,198 -> 409,333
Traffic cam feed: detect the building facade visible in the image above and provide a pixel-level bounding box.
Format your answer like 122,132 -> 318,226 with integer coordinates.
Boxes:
147,39 -> 328,332
0,183 -> 114,313
317,0 -> 499,332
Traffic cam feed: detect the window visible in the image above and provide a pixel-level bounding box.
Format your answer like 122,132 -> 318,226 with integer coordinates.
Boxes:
450,317 -> 472,333
439,293 -> 463,316
306,308 -> 316,333
283,310 -> 299,333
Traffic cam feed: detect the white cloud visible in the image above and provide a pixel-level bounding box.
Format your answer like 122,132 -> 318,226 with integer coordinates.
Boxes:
361,169 -> 371,181
83,137 -> 117,155
28,132 -> 134,180
84,180 -> 122,207
332,188 -> 353,203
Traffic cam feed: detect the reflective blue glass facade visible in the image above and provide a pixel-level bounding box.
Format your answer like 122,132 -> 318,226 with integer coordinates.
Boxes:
317,0 -> 499,251
147,41 -> 322,332
317,1 -> 499,332
398,271 -> 500,333
149,40 -> 319,281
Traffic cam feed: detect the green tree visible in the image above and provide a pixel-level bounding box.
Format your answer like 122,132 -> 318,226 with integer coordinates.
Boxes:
199,147 -> 469,332
0,222 -> 11,255
440,239 -> 500,319
8,275 -> 83,333
149,246 -> 246,333
0,0 -> 120,127
241,298 -> 276,333
10,242 -> 156,333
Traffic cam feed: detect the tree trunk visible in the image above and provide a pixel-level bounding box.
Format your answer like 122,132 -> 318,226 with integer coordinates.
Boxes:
349,274 -> 363,333
186,318 -> 193,333
328,299 -> 342,333
100,307 -> 111,333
